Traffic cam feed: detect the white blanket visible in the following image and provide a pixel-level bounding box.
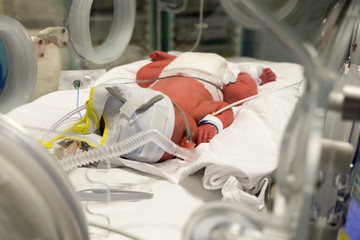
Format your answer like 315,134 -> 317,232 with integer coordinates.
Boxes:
6,57 -> 303,210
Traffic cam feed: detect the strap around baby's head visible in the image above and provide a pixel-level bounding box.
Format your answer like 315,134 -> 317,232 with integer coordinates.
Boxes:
106,87 -> 164,114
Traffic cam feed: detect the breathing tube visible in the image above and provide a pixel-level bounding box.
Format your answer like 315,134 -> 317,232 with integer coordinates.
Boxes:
40,104 -> 87,147
59,128 -> 197,171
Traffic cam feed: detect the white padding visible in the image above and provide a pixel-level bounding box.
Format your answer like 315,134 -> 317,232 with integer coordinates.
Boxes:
160,52 -> 233,88
239,65 -> 262,86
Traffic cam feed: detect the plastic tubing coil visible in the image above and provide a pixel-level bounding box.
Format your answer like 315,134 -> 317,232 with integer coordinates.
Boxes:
66,0 -> 136,65
220,0 -> 299,30
60,129 -> 197,171
0,16 -> 37,113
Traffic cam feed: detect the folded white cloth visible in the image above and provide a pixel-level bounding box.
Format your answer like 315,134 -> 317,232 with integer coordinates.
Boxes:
221,176 -> 269,211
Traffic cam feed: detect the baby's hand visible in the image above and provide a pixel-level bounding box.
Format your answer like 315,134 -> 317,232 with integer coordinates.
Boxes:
197,124 -> 217,145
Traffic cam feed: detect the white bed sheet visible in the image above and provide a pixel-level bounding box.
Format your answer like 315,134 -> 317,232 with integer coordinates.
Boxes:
69,167 -> 222,240
6,57 -> 304,212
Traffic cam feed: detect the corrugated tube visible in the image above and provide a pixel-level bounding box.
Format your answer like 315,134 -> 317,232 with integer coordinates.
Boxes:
59,129 -> 197,171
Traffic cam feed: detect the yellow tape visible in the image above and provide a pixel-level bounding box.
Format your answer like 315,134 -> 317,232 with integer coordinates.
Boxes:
339,229 -> 349,240
40,87 -> 99,148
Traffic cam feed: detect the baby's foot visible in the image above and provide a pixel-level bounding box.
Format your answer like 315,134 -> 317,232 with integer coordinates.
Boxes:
149,50 -> 176,62
136,51 -> 177,84
260,68 -> 276,85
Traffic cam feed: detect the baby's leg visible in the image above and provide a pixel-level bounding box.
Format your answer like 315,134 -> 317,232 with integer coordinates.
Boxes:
223,73 -> 258,105
136,51 -> 176,88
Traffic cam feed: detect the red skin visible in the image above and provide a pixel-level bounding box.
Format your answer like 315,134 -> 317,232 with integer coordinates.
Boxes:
136,51 -> 276,161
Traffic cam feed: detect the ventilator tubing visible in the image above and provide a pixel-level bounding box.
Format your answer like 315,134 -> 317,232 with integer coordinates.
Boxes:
60,129 -> 197,171
42,105 -> 87,142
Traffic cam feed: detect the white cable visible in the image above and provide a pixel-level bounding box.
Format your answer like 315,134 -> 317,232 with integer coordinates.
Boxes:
188,0 -> 205,52
96,77 -> 303,116
214,94 -> 259,115
88,220 -> 144,240
215,80 -> 304,115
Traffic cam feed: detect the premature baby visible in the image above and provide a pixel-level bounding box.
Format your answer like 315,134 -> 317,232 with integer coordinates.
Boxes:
54,51 -> 276,163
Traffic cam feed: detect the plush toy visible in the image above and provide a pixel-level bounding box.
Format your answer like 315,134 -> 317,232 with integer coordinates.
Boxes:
136,51 -> 276,157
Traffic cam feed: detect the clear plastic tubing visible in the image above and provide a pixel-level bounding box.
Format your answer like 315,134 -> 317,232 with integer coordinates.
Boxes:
65,0 -> 136,65
41,104 -> 87,142
60,129 -> 197,171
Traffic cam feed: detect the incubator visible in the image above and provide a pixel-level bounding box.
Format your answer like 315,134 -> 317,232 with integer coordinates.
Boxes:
0,0 -> 359,240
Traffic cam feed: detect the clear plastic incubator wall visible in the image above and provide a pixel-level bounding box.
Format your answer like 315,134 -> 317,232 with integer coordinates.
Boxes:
0,0 -> 359,240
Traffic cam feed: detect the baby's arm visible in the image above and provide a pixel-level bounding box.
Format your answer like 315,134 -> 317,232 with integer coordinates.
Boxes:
196,101 -> 234,145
